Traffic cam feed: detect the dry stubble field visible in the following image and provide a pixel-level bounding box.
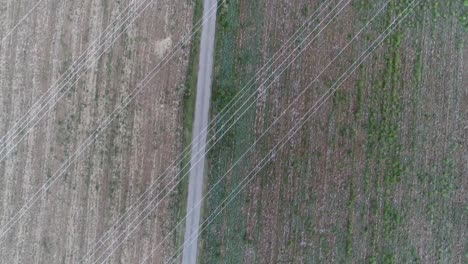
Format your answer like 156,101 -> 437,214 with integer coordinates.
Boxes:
0,0 -> 195,263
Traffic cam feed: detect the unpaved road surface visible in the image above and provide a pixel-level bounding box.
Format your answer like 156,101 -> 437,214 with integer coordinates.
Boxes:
181,0 -> 217,263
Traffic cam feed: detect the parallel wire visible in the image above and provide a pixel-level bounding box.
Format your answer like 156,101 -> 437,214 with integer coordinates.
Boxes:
89,1 -> 354,263
164,1 -> 420,263
0,0 -> 45,44
0,0 -> 168,161
0,0 -> 223,241
144,0 -> 394,261
79,0 -> 340,262
0,0 -> 138,146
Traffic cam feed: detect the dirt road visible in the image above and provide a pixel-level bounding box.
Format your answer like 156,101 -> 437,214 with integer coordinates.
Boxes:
181,0 -> 217,263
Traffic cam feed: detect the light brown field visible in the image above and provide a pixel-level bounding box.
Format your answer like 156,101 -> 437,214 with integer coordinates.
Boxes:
0,0 -> 194,263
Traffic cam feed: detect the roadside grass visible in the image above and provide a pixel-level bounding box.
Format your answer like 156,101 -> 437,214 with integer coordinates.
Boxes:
200,0 -> 265,263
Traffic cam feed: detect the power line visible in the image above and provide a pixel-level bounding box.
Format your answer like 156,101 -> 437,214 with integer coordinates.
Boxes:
79,0 -> 342,262
0,0 -> 158,162
165,1 -> 420,263
0,0 -> 45,44
83,1 -> 353,263
0,0 -> 225,242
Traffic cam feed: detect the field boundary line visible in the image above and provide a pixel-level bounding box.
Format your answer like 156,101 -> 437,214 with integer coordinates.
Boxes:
78,0 -> 341,262
89,1 -> 357,262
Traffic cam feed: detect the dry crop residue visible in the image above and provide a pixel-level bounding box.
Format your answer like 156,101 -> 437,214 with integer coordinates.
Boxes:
0,0 -> 194,263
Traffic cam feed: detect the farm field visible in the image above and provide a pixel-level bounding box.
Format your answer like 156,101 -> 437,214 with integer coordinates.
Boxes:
0,0 -> 195,263
0,0 -> 466,263
200,0 -> 467,263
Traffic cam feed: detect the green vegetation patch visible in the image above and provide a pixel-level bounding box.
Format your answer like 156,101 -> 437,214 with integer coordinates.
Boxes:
200,0 -> 265,263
